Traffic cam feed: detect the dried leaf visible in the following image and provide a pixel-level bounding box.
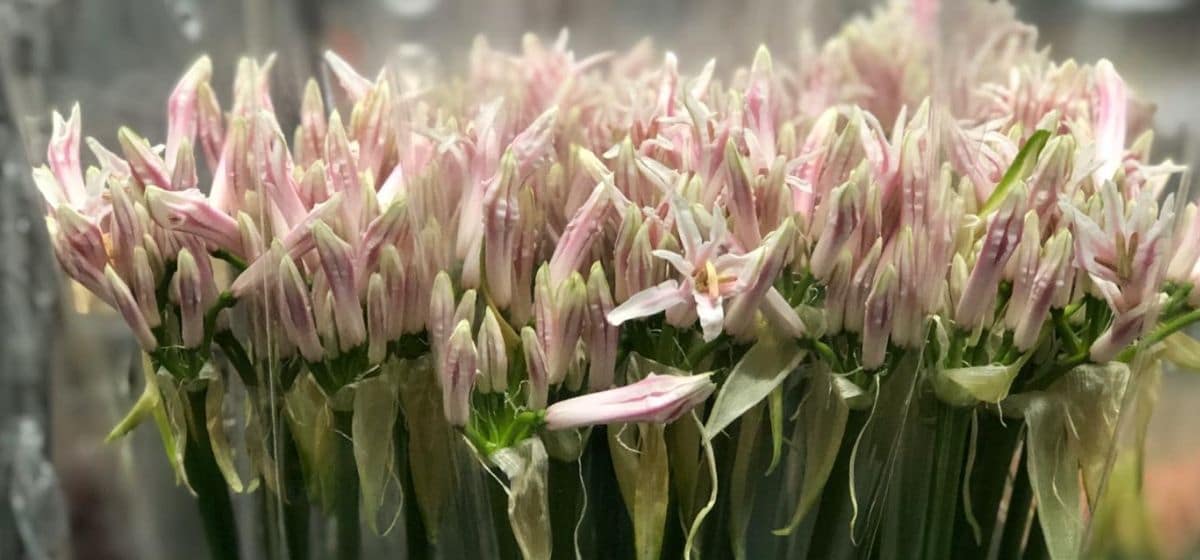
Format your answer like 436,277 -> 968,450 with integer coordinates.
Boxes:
609,422 -> 670,560
397,357 -> 456,542
351,363 -> 402,534
201,363 -> 245,492
493,438 -> 552,560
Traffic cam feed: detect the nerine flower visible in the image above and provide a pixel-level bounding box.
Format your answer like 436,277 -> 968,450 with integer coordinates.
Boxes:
607,195 -> 756,341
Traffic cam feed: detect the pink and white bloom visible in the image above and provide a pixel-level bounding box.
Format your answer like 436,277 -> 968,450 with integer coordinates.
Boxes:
607,196 -> 756,341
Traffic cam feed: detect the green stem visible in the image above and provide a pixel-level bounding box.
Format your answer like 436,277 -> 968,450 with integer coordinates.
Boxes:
922,404 -> 971,560
281,421 -> 310,560
394,414 -> 431,559
183,388 -> 242,560
333,410 -> 360,560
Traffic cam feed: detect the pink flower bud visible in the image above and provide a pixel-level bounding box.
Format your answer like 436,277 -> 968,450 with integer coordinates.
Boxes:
230,192 -> 343,296
349,79 -> 393,183
367,273 -> 389,364
440,320 -> 478,426
171,140 -> 198,191
166,56 -> 212,174
1092,59 -> 1127,186
195,81 -> 224,170
378,245 -> 407,341
809,172 -> 862,280
723,140 -> 762,249
955,187 -> 1025,330
144,186 -> 244,257
522,326 -> 549,409
312,221 -> 365,352
586,263 -> 618,391
483,152 -> 520,307
429,271 -> 456,357
325,112 -> 363,236
52,205 -> 107,284
1014,231 -> 1072,351
117,127 -> 171,192
325,50 -> 373,102
278,254 -> 325,362
725,218 -> 796,338
47,104 -> 86,206
1004,212 -> 1042,331
174,248 -> 206,347
534,267 -> 587,385
549,184 -> 611,285
131,247 -> 160,330
477,308 -> 509,393
104,266 -> 157,352
862,264 -> 898,369
295,79 -> 327,167
544,373 -> 716,431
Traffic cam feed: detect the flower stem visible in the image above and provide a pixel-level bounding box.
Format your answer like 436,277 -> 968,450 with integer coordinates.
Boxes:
922,404 -> 970,560
183,387 -> 242,560
333,410 -> 360,560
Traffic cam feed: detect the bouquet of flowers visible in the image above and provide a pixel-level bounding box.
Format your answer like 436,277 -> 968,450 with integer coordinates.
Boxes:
33,0 -> 1196,558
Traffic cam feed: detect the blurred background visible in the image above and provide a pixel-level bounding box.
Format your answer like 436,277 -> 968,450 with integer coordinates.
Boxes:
0,0 -> 1198,558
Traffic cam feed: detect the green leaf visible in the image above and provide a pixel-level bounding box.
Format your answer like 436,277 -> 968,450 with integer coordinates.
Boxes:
609,422 -> 670,560
351,363 -> 402,534
492,437 -> 552,560
978,129 -> 1050,216
933,360 -> 1023,406
105,354 -> 163,442
766,384 -> 784,474
201,363 -> 245,493
703,336 -> 805,440
775,365 -> 850,534
155,370 -> 191,490
730,404 -> 766,560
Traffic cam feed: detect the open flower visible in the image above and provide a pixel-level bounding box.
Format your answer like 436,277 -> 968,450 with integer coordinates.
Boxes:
607,196 -> 756,341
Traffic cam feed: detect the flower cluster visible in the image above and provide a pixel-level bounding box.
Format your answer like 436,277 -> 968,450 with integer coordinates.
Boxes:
33,1 -> 1196,557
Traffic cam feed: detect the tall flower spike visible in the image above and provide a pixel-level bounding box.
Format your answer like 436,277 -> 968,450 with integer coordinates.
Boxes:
312,221 -> 365,352
544,373 -> 716,431
440,320 -> 478,427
